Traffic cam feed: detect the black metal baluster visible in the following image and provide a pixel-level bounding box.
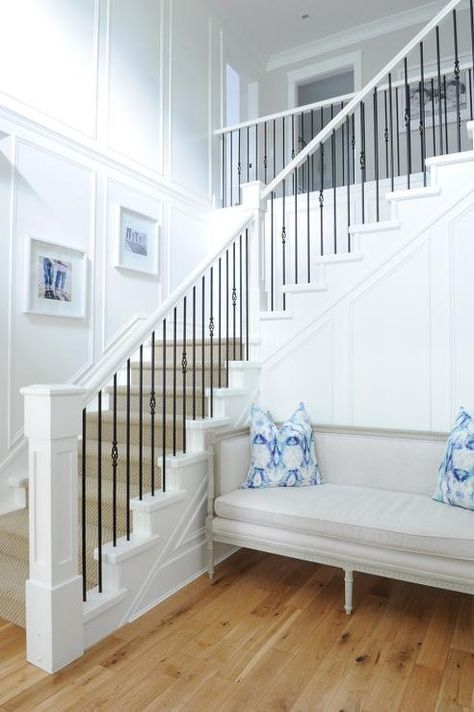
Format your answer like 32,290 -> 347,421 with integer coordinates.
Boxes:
436,27 -> 444,155
395,87 -> 401,175
237,129 -> 241,204
471,0 -> 474,89
294,161 -> 298,284
420,42 -> 427,186
255,124 -> 258,181
192,287 -> 196,420
112,373 -> 118,547
351,114 -> 356,184
246,126 -> 250,183
273,118 -> 276,180
453,9 -> 462,152
404,58 -> 412,189
341,103 -> 345,187
469,69 -> 473,121
319,140 -> 325,255
388,74 -> 394,191
444,75 -> 449,153
245,229 -> 249,360
431,78 -> 436,157
271,190 -> 274,310
230,130 -> 233,207
331,105 -> 337,253
226,250 -> 229,386
173,307 -> 177,455
81,408 -> 87,601
306,154 -> 310,281
311,110 -> 315,191
373,86 -> 380,221
139,344 -> 143,500
201,275 -> 205,418
162,319 -> 166,492
209,268 -> 214,418
291,114 -> 295,198
97,390 -> 103,594
239,234 -> 243,359
218,259 -> 222,388
264,122 -> 268,184
360,101 -> 366,223
182,299 -> 187,453
222,134 -> 225,207
126,359 -> 130,540
346,114 -> 351,252
232,242 -> 237,356
282,117 -> 287,309
384,89 -> 389,179
150,332 -> 156,496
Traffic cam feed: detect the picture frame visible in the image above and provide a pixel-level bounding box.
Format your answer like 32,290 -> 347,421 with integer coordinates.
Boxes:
24,236 -> 88,319
115,206 -> 160,276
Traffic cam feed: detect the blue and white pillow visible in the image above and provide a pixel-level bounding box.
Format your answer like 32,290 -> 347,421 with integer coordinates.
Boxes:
433,407 -> 474,511
241,403 -> 324,489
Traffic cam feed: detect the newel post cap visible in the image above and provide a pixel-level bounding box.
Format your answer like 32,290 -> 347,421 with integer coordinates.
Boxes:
240,181 -> 265,213
21,384 -> 87,440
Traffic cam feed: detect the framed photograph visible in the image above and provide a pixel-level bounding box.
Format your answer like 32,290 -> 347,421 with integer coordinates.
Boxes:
24,237 -> 88,319
115,206 -> 159,276
398,65 -> 469,130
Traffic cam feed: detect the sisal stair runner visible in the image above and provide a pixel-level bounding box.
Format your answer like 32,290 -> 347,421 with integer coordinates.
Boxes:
0,343 -> 228,628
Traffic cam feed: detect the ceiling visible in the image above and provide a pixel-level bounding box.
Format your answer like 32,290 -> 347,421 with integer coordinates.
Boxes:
212,0 -> 443,68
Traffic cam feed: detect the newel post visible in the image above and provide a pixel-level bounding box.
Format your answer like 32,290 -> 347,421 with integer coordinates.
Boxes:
21,384 -> 85,673
240,181 -> 267,342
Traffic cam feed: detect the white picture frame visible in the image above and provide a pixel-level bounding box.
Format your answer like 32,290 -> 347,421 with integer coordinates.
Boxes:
115,206 -> 160,276
24,236 -> 88,319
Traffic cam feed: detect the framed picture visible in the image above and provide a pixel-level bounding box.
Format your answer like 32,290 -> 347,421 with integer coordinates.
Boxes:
398,64 -> 470,130
24,237 -> 88,319
115,206 -> 159,276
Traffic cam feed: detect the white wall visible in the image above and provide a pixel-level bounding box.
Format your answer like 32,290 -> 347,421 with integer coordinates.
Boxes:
0,0 -> 259,500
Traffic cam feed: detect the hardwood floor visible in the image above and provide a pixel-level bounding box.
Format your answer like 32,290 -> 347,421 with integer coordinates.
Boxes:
0,550 -> 473,711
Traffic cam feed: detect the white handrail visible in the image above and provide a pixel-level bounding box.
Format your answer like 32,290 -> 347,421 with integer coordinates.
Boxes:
262,0 -> 464,200
215,92 -> 355,136
77,212 -> 255,402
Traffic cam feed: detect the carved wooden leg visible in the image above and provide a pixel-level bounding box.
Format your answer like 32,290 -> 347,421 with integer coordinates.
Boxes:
344,568 -> 354,615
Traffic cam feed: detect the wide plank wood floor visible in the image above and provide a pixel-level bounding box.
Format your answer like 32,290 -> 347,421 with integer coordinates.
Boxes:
0,550 -> 473,711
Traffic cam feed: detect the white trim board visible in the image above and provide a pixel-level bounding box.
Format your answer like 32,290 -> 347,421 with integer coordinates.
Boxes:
266,0 -> 468,72
287,52 -> 362,110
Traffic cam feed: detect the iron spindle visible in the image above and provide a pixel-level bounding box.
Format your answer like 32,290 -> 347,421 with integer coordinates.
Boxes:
388,73 -> 394,191
311,110 -> 315,191
291,114 -> 295,196
453,9 -> 462,152
384,90 -> 389,179
221,134 -> 225,207
173,307 -> 177,456
246,125 -> 250,183
319,140 -> 325,255
218,258 -> 222,388
331,104 -> 337,254
182,299 -> 187,453
230,130 -> 233,207
209,268 -> 214,418
264,122 -> 268,184
431,78 -> 437,157
192,287 -> 196,419
255,123 -> 258,181
97,390 -> 103,593
226,250 -> 230,386
126,359 -> 131,540
351,114 -> 356,184
273,119 -> 276,180
404,57 -> 412,189
360,101 -> 366,223
395,87 -> 401,175
245,229 -> 249,360
373,87 -> 380,221
201,275 -> 205,418
237,129 -> 241,204
469,69 -> 473,120
294,164 -> 298,284
139,344 -> 143,500
112,372 -> 118,547
444,75 -> 449,152
436,27 -> 444,154
282,115 -> 287,309
307,154 -> 311,281
162,320 -> 167,492
270,191 -> 274,310
81,408 -> 87,601
239,234 -> 243,359
471,0 -> 474,84
150,331 -> 156,495
232,242 -> 237,357
420,42 -> 427,186
346,114 -> 351,252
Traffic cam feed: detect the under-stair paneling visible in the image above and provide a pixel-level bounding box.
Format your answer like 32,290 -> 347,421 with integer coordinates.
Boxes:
103,178 -> 163,349
107,0 -> 164,170
349,243 -> 432,430
0,0 -> 99,139
10,139 -> 95,446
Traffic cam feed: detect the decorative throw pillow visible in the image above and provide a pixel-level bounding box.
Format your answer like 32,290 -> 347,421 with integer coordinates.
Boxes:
241,402 -> 324,489
433,407 -> 474,511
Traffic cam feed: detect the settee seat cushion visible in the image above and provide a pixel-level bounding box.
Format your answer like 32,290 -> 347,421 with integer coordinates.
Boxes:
214,484 -> 474,561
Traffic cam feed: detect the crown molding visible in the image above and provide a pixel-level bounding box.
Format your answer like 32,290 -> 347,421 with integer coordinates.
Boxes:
266,0 -> 464,72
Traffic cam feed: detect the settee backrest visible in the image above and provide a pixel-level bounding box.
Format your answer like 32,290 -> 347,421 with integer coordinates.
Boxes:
212,425 -> 448,498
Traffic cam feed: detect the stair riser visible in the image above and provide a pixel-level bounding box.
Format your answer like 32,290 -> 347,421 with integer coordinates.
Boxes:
84,420 -> 184,451
130,366 -> 227,389
0,530 -> 28,563
108,392 -> 207,417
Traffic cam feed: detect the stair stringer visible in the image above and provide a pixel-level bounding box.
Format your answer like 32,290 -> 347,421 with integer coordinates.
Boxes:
258,184 -> 474,430
259,153 -> 474,361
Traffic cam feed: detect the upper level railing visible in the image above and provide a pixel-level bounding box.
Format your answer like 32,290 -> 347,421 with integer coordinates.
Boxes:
218,0 -> 473,311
